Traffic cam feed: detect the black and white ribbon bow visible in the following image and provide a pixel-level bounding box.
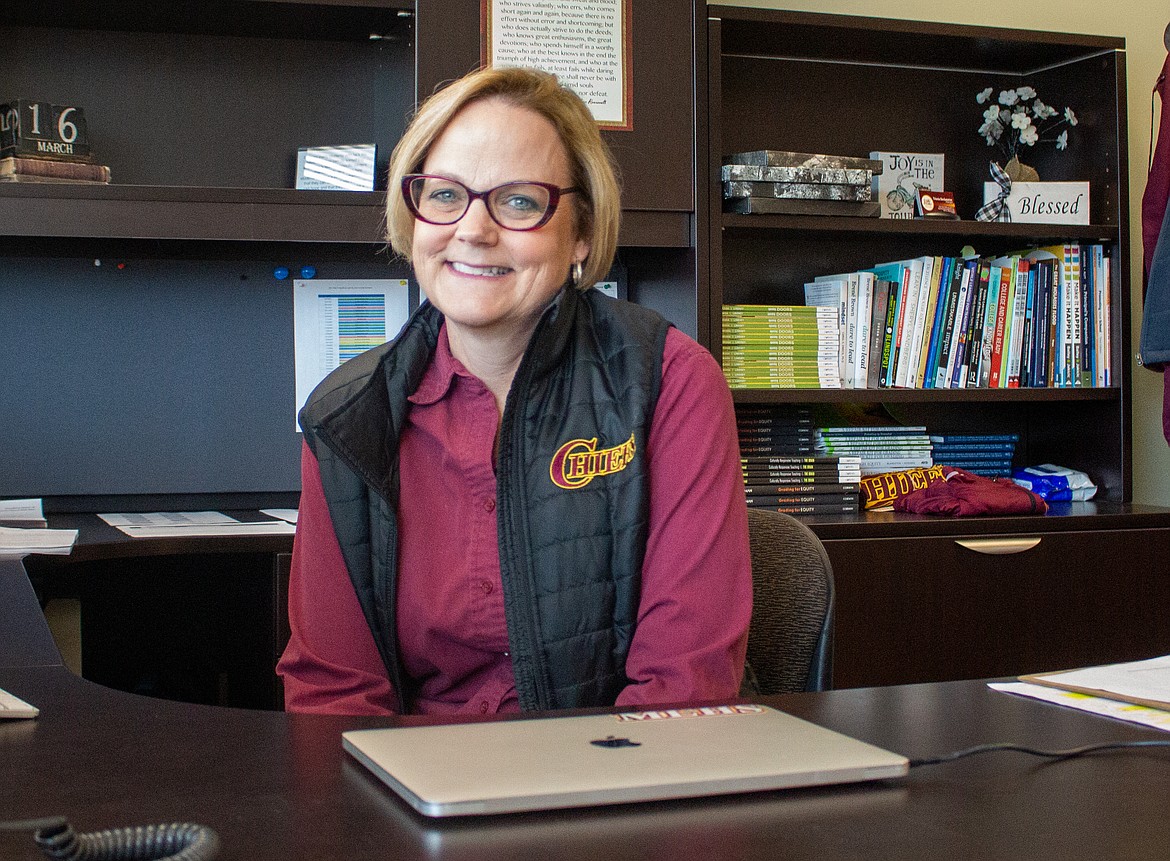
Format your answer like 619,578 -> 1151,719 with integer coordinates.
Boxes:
975,161 -> 1012,222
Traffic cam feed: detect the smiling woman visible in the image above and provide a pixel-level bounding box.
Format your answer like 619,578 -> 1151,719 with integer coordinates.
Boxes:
401,97 -> 590,397
279,66 -> 752,719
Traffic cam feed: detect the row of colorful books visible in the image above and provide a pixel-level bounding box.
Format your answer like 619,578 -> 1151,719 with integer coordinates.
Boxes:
802,244 -> 1111,390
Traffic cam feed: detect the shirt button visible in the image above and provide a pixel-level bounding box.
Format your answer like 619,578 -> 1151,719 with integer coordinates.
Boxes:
480,580 -> 493,594
483,497 -> 496,512
480,700 -> 489,714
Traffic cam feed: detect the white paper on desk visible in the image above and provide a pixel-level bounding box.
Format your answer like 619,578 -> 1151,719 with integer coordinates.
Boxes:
0,526 -> 79,556
0,686 -> 39,719
989,682 -> 1170,733
260,508 -> 298,524
1031,655 -> 1170,703
98,511 -> 295,538
98,511 -> 238,528
0,498 -> 45,524
111,522 -> 297,539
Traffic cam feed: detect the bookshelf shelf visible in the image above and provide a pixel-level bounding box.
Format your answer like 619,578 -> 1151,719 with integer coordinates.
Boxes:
720,214 -> 1120,243
0,185 -> 387,243
730,386 -> 1120,405
0,185 -> 691,247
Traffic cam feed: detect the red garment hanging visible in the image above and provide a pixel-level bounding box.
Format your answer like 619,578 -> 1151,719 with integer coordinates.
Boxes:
1142,53 -> 1170,285
1140,43 -> 1170,443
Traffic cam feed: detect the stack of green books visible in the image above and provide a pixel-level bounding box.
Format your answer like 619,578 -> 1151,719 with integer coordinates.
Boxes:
722,304 -> 841,389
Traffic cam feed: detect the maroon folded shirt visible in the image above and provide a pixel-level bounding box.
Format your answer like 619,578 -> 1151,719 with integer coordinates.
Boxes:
893,467 -> 1048,516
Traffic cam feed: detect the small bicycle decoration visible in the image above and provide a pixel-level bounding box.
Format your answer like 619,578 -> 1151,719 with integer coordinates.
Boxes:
885,171 -> 930,213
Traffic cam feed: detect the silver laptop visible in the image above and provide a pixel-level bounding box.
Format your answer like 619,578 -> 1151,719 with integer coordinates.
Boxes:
342,703 -> 908,817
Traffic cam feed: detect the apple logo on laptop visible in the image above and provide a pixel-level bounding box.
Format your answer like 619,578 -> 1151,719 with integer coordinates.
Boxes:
590,735 -> 641,748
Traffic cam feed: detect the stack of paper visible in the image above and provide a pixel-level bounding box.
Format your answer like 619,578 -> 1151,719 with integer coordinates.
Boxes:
991,654 -> 1170,733
0,525 -> 78,557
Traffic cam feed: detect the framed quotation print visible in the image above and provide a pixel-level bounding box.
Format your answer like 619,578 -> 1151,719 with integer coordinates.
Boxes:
482,0 -> 632,130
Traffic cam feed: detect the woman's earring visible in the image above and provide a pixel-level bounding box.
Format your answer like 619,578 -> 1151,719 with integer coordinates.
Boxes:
571,261 -> 584,287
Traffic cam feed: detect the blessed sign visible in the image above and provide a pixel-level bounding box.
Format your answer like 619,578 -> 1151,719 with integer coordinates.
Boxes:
982,180 -> 1090,225
0,100 -> 92,160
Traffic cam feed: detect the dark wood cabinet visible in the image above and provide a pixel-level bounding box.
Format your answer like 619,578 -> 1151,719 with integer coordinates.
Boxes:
809,506 -> 1170,687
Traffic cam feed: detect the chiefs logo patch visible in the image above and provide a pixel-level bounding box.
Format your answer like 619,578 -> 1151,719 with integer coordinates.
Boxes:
549,433 -> 637,490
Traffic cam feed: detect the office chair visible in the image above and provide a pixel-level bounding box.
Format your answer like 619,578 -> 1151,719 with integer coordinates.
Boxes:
740,508 -> 835,695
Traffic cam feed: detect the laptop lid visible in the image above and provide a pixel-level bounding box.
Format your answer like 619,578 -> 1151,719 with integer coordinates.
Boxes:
342,703 -> 909,817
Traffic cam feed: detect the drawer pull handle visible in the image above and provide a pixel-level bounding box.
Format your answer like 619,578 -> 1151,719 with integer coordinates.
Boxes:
955,537 -> 1042,555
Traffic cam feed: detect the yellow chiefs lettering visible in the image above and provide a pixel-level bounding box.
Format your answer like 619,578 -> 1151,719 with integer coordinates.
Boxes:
549,433 -> 637,490
860,465 -> 947,508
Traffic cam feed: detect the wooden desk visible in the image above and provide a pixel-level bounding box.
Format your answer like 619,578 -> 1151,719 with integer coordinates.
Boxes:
3,561 -> 1170,860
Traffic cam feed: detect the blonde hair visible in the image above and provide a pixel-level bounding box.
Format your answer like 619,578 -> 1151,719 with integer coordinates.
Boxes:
385,66 -> 620,291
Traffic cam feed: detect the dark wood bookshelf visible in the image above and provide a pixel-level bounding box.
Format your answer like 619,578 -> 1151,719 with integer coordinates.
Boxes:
704,8 -> 1170,688
705,5 -> 1132,502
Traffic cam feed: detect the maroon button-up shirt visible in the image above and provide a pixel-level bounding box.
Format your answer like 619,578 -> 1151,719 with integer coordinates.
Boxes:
279,324 -> 751,715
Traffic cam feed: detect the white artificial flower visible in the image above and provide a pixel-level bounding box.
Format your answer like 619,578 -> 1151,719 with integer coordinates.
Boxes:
976,84 -> 1075,155
979,120 -> 1004,142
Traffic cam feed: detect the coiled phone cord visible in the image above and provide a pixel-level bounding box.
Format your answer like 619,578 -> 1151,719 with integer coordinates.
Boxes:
1,816 -> 220,861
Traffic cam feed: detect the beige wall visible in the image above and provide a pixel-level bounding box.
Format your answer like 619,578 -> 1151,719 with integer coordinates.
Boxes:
713,0 -> 1170,505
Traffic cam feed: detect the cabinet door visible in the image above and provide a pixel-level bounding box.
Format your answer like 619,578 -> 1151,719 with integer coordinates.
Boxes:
823,528 -> 1170,688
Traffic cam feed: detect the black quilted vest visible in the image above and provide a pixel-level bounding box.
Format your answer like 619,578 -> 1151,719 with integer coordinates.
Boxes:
298,286 -> 670,712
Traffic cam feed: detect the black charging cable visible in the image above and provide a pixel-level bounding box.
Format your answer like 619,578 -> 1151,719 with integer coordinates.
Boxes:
0,815 -> 219,861
909,739 -> 1170,768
